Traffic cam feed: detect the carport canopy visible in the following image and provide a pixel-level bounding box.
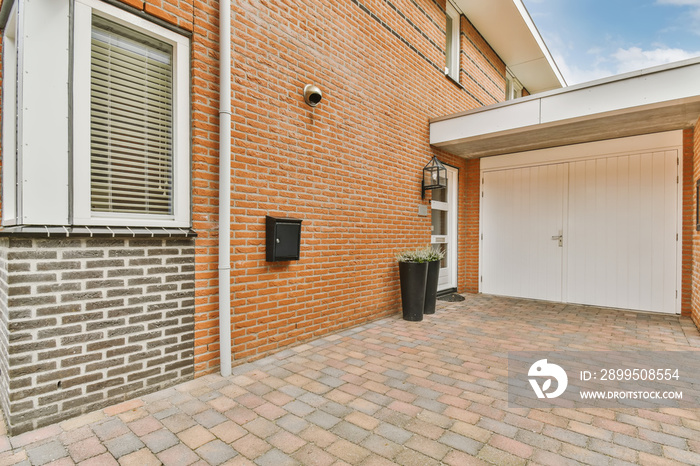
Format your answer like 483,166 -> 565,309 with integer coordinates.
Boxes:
430,58 -> 700,158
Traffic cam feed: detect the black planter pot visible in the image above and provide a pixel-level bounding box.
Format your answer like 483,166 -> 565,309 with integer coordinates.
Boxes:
398,261 -> 428,321
423,260 -> 440,315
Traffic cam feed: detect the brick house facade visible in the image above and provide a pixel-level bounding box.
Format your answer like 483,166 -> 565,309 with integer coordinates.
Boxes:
1,0 -> 698,437
0,0 -> 537,434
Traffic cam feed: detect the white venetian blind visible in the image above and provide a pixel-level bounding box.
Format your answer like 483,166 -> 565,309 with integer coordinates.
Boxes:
90,15 -> 174,215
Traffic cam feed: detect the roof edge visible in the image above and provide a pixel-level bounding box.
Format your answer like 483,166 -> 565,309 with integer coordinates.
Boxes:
430,56 -> 700,124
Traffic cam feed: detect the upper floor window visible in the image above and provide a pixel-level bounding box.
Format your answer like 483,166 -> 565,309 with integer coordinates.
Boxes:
506,69 -> 523,100
445,2 -> 460,82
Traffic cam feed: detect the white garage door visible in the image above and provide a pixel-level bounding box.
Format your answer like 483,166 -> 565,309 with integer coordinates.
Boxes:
481,135 -> 680,314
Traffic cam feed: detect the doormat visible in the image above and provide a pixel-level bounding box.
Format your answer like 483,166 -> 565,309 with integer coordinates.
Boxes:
437,293 -> 465,302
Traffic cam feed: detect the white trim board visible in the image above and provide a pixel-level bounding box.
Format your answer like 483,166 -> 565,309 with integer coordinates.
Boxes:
480,131 -> 683,172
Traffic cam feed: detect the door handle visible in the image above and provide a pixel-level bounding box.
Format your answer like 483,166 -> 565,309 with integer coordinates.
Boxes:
551,235 -> 563,247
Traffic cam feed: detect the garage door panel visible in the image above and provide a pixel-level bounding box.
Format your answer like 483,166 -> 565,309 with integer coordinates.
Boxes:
566,151 -> 677,313
481,143 -> 679,314
482,164 -> 565,301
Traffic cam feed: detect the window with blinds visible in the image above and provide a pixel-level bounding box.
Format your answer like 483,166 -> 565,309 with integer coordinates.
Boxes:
90,15 -> 174,215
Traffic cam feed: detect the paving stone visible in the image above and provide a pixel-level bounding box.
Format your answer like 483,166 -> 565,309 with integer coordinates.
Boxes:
375,422 -> 413,445
253,448 -> 298,466
404,434 -> 450,461
5,296 -> 700,466
127,416 -> 162,437
298,425 -> 339,448
196,439 -> 237,465
68,436 -> 107,462
477,445 -> 527,466
207,396 -> 237,413
192,409 -> 228,428
156,443 -> 199,466
231,434 -> 271,460
344,411 -> 380,431
78,452 -> 119,466
282,400 -> 314,418
267,430 -> 306,454
140,429 -> 180,454
104,432 -> 144,459
305,410 -> 341,429
0,436 -> 10,454
330,421 -> 370,444
663,445 -> 700,464
393,448 -> 440,466
541,425 -> 589,448
177,425 -> 216,450
160,413 -> 197,433
588,438 -> 638,463
325,438 -> 371,464
91,419 -> 130,442
26,440 -> 68,465
291,444 -> 335,466
360,434 -> 403,459
118,448 -> 161,466
405,418 -> 445,440
613,433 -> 664,455
208,420 -> 247,444
639,427 -> 689,449
561,443 -> 621,465
244,417 -> 279,439
442,450 -> 490,466
438,431 -> 482,455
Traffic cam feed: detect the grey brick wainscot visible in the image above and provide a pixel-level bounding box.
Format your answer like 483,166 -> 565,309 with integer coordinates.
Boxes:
0,232 -> 195,434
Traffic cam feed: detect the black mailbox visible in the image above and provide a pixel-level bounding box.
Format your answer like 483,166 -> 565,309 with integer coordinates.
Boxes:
266,216 -> 302,262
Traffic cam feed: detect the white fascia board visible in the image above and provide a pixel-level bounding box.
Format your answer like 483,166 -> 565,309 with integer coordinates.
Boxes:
541,61 -> 700,123
511,0 -> 566,88
431,58 -> 700,147
430,99 -> 540,145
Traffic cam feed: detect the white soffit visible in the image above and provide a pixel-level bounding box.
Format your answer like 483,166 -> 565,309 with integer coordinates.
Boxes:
454,0 -> 565,93
430,58 -> 700,158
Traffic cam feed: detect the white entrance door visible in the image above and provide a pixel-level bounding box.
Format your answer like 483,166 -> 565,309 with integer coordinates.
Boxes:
481,163 -> 567,302
431,167 -> 458,291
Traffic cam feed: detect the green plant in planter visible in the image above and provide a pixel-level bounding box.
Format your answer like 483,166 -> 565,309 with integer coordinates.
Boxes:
395,245 -> 444,263
396,245 -> 446,321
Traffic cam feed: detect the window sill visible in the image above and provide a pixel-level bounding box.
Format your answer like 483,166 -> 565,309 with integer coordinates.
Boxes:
445,72 -> 463,89
0,225 -> 197,238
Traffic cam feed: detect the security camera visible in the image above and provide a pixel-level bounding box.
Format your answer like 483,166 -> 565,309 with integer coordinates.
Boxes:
303,84 -> 322,107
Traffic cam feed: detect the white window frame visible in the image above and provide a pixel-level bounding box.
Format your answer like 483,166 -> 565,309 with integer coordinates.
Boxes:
506,68 -> 523,101
445,2 -> 460,82
73,0 -> 190,227
2,1 -> 18,225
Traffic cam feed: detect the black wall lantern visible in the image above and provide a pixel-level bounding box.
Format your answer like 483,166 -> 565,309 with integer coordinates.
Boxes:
422,156 -> 447,199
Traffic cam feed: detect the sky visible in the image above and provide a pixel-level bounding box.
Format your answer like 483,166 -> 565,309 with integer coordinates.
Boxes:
522,0 -> 700,85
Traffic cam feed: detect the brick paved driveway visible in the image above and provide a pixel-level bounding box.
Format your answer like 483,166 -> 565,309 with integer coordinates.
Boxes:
2,294 -> 700,465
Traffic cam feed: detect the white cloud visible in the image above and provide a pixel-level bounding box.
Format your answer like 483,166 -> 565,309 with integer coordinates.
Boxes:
551,53 -> 614,85
612,46 -> 700,73
656,0 -> 700,5
553,46 -> 700,86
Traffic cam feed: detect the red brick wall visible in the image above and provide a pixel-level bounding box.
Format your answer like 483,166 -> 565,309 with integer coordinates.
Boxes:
0,0 -> 496,373
683,128 -> 694,317
188,1 -> 496,373
692,120 -> 700,328
459,15 -> 506,105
